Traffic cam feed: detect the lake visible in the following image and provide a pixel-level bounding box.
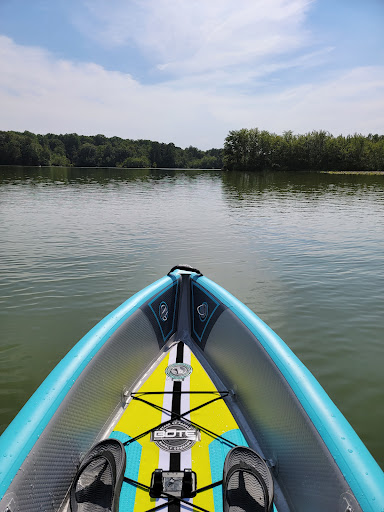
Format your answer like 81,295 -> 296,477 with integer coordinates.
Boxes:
0,165 -> 383,468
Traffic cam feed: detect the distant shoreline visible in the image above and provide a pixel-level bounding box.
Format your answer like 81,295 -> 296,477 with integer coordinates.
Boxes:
0,164 -> 222,171
1,165 -> 384,174
320,170 -> 384,175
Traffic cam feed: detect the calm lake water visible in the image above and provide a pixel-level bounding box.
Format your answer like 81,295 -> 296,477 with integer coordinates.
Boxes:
0,166 -> 383,468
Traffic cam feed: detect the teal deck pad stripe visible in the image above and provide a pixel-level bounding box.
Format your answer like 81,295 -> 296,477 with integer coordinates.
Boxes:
110,431 -> 142,512
209,429 -> 247,512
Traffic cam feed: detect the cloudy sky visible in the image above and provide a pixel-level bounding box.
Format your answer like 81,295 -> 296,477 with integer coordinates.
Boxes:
0,0 -> 383,149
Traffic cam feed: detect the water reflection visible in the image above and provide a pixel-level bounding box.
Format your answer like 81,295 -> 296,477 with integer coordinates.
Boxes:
0,165 -> 222,185
221,170 -> 384,200
0,166 -> 383,467
1,166 -> 382,197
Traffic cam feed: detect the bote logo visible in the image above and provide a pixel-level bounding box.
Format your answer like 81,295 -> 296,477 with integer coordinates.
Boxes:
150,420 -> 200,452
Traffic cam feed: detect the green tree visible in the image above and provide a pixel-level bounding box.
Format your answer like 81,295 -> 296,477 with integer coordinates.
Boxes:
223,127 -> 384,171
0,132 -> 22,164
76,143 -> 97,167
62,133 -> 80,162
119,156 -> 150,168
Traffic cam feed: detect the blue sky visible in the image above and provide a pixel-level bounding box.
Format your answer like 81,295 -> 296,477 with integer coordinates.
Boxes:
0,0 -> 383,149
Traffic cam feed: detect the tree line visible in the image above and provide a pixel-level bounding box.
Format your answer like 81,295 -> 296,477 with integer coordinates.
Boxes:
223,129 -> 384,171
0,131 -> 223,169
1,128 -> 383,171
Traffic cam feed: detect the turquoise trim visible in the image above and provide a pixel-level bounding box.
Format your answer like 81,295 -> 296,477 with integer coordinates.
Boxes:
194,275 -> 384,512
209,429 -> 247,511
0,274 -> 178,500
110,431 -> 142,512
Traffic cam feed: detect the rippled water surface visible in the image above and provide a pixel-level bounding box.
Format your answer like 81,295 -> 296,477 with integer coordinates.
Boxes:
0,166 -> 383,467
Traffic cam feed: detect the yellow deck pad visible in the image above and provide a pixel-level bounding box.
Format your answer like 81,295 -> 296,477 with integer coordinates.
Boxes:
111,342 -> 246,512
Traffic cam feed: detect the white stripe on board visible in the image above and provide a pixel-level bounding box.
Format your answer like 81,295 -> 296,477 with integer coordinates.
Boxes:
180,344 -> 191,469
180,344 -> 193,511
156,343 -> 195,511
156,344 -> 177,510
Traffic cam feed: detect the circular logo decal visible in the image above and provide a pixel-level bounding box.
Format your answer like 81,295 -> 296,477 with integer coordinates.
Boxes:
159,301 -> 169,322
165,363 -> 193,381
151,420 -> 200,452
197,302 -> 208,322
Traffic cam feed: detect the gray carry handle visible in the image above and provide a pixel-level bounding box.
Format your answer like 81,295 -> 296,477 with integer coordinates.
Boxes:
168,265 -> 202,275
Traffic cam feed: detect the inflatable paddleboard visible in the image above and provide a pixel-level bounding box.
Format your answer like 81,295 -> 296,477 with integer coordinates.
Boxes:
0,266 -> 383,512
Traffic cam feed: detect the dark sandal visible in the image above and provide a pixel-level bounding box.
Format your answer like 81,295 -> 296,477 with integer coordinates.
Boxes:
223,446 -> 274,512
70,439 -> 126,512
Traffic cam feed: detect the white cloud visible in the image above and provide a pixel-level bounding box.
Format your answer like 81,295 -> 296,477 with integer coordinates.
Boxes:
1,36 -> 383,149
227,67 -> 384,136
75,0 -> 314,79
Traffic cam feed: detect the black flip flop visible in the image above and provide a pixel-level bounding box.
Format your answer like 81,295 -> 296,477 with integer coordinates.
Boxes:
70,439 -> 126,512
223,446 -> 274,512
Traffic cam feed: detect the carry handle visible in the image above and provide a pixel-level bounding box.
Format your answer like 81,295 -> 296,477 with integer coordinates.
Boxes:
168,264 -> 202,275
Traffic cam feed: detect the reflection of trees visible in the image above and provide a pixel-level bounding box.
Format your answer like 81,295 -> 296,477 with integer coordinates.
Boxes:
0,166 -> 153,185
0,166 -> 222,186
221,170 -> 384,203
